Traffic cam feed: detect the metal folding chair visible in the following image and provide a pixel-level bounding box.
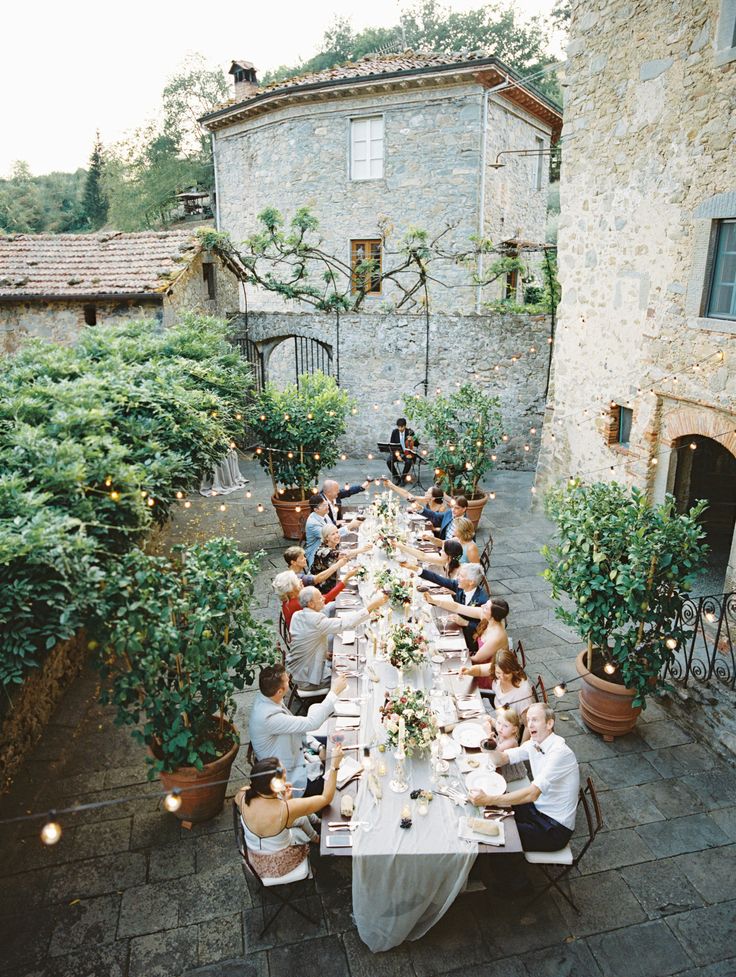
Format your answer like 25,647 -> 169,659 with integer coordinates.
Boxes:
523,777 -> 603,912
232,801 -> 317,938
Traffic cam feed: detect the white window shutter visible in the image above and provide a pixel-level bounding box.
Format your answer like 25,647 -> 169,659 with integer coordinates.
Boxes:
351,117 -> 384,180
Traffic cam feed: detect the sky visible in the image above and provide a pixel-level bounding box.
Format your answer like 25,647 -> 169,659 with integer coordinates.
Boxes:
1,0 -> 562,178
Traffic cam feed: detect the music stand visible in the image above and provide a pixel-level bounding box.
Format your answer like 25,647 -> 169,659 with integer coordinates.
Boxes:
376,442 -> 426,490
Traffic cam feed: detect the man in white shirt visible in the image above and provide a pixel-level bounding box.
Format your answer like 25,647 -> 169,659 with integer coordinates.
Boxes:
249,664 -> 347,797
288,586 -> 388,691
469,702 -> 580,851
320,477 -> 370,525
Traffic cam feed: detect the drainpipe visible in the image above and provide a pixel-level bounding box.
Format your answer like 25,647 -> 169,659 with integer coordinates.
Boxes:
476,90 -> 489,315
211,132 -> 221,231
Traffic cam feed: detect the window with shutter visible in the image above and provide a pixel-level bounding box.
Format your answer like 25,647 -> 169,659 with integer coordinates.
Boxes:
350,117 -> 384,180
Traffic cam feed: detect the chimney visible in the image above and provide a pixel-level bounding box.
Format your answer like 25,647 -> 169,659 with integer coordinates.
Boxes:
229,60 -> 259,100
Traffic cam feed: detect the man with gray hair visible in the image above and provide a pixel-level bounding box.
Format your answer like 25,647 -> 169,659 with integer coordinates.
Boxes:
417,562 -> 489,652
320,477 -> 371,525
469,702 -> 580,852
288,586 -> 388,691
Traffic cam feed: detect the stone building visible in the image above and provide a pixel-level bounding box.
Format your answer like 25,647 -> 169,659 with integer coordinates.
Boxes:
0,231 -> 240,354
201,52 -> 561,462
535,0 -> 736,592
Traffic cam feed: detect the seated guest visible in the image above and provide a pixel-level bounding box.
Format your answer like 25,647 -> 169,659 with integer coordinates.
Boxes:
396,538 -> 464,579
234,744 -> 345,878
249,663 -> 347,797
283,545 -> 346,589
320,477 -> 370,524
418,563 -> 489,651
470,598 -> 510,687
469,703 -> 580,853
289,586 -> 388,690
312,525 -> 371,594
305,495 -> 360,568
273,569 -> 357,629
454,516 -> 480,564
491,707 -> 522,752
420,495 -> 469,544
462,648 -> 533,726
386,417 -> 419,484
385,479 -> 449,518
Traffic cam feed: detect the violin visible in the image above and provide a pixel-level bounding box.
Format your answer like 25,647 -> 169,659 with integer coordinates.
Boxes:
404,430 -> 418,460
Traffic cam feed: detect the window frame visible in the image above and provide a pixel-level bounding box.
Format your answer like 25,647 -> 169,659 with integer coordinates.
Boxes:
350,115 -> 384,182
202,262 -> 216,301
716,0 -> 736,66
534,136 -> 545,191
607,404 -> 633,448
350,239 -> 382,296
705,219 -> 736,322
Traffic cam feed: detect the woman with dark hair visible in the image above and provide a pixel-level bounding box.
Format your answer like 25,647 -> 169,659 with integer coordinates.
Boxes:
311,524 -> 371,594
465,598 -> 510,688
234,746 -> 343,880
396,537 -> 464,578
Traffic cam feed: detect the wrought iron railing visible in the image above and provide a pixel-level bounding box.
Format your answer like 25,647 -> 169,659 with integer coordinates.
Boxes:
664,591 -> 736,690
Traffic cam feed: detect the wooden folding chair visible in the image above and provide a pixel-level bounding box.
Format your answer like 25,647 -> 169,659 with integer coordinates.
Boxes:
514,639 -> 527,669
531,673 -> 548,703
523,777 -> 603,912
232,801 -> 317,938
479,535 -> 494,576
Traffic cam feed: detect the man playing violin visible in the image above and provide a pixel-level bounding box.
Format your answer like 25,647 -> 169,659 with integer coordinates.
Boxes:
387,417 -> 419,484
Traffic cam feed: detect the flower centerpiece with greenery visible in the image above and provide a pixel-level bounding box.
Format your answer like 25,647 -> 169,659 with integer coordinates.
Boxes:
374,567 -> 412,607
403,383 -> 503,499
380,686 -> 438,756
543,481 -> 708,708
95,538 -> 275,778
388,622 -> 429,671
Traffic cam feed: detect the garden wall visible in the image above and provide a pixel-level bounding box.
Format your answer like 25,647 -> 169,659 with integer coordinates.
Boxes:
0,631 -> 87,791
235,309 -> 552,469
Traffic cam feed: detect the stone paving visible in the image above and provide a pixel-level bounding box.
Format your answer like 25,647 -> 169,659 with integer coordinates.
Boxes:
2,461 -> 736,977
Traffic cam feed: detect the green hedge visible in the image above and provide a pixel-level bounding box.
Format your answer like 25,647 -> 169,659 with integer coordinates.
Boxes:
0,314 -> 253,689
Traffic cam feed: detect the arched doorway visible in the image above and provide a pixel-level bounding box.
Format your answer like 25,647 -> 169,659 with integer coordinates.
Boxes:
261,335 -> 333,389
672,435 -> 736,595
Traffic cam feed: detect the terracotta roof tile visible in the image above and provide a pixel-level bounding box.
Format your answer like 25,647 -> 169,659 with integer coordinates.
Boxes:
0,230 -> 200,300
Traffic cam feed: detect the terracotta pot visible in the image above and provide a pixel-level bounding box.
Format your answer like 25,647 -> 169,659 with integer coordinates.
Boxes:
464,493 -> 488,531
575,650 -> 641,741
271,494 -> 308,540
158,722 -> 240,825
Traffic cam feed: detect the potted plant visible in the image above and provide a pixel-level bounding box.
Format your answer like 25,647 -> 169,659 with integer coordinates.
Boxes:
543,482 -> 708,739
247,372 -> 356,538
95,538 -> 275,823
403,384 -> 503,528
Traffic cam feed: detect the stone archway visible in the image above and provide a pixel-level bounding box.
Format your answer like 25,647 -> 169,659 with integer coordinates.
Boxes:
259,334 -> 333,388
662,405 -> 736,595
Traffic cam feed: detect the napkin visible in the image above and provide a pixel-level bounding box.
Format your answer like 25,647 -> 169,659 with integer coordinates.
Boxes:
341,630 -> 356,645
437,636 -> 468,652
458,815 -> 505,846
336,756 -> 363,787
334,700 -> 361,717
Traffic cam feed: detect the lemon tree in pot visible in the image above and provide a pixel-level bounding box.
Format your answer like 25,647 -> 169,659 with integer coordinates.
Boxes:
95,538 -> 275,823
403,383 -> 502,528
543,481 -> 708,739
247,372 -> 356,539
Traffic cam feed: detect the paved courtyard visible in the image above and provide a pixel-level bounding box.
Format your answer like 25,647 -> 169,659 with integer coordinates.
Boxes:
1,461 -> 735,977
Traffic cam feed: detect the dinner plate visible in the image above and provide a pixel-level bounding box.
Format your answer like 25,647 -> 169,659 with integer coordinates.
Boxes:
451,721 -> 486,749
440,735 -> 461,761
465,770 -> 507,795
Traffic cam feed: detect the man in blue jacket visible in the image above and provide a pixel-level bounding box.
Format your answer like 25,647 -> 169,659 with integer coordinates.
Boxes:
320,477 -> 370,525
419,563 -> 488,652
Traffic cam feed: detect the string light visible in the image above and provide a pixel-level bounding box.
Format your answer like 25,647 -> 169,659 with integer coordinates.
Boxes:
163,790 -> 182,813
257,503 -> 264,513
176,491 -> 184,499
689,442 -> 697,450
603,661 -> 617,675
147,497 -> 155,507
665,637 -> 677,650
110,491 -> 120,502
245,491 -> 252,498
184,501 -> 192,508
553,682 -> 567,697
40,814 -> 62,846
104,477 -> 112,487
236,413 -> 242,420
219,503 -> 226,512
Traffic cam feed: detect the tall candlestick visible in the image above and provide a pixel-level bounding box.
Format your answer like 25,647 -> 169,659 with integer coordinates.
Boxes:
398,715 -> 406,753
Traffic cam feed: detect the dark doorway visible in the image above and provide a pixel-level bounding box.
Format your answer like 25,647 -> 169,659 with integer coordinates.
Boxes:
672,435 -> 736,595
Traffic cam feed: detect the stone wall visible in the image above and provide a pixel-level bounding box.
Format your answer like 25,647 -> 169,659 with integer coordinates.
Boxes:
0,299 -> 161,354
0,631 -> 88,792
163,251 -> 241,325
236,309 -> 552,467
535,0 -> 736,591
214,82 -> 553,316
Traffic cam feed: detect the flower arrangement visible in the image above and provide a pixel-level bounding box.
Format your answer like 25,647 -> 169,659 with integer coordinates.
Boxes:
380,687 -> 438,756
376,528 -> 400,557
352,564 -> 369,581
389,622 -> 429,671
374,568 -> 412,607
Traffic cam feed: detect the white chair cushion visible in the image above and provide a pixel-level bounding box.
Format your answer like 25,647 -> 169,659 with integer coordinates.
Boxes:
260,858 -> 312,887
524,845 -> 573,865
295,688 -> 327,700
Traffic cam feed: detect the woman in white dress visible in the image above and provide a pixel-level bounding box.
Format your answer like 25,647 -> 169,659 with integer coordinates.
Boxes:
462,648 -> 533,730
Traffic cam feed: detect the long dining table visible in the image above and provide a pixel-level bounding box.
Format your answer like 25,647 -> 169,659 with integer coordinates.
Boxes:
317,500 -> 529,952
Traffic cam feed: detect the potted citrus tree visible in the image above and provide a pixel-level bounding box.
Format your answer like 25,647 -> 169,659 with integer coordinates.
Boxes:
403,384 -> 503,528
95,538 -> 275,823
543,481 -> 708,739
247,371 -> 356,538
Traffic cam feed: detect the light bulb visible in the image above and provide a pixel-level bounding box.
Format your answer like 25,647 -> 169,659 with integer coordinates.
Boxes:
368,453 -> 374,460
245,491 -> 252,498
489,492 -> 496,500
270,775 -> 286,794
163,790 -> 182,813
689,442 -> 697,450
147,498 -> 155,507
553,682 -> 567,698
219,504 -> 226,512
665,637 -> 677,650
176,491 -> 184,499
259,414 -> 266,421
257,503 -> 264,513
314,453 -> 320,461
295,506 -> 301,513
340,453 -> 347,461
40,818 -> 62,846
603,661 -> 616,675
184,501 -> 192,509
650,457 -> 658,466
110,491 -> 120,502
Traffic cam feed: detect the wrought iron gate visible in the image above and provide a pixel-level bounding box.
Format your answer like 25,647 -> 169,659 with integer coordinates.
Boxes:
231,336 -> 265,391
293,335 -> 332,387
